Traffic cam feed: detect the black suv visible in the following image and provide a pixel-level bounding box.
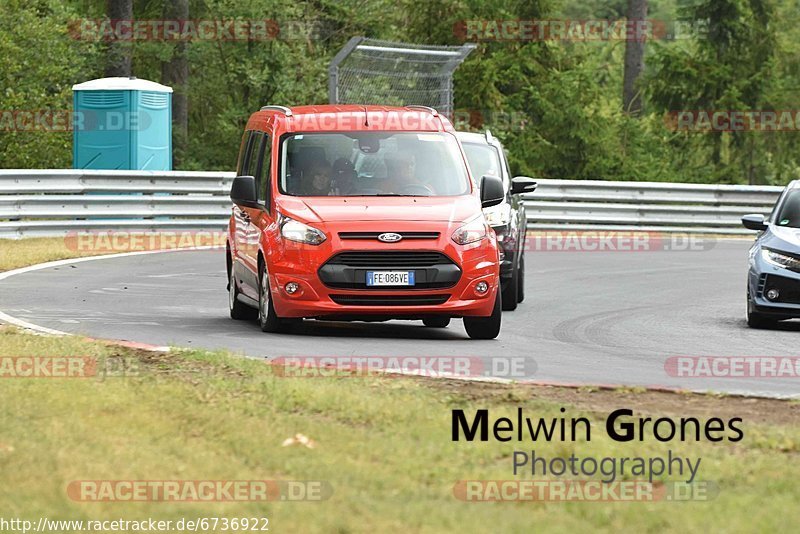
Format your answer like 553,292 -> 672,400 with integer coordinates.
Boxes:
457,131 -> 536,310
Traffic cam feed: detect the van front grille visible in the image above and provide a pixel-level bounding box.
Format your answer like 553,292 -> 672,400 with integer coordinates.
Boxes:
325,251 -> 453,268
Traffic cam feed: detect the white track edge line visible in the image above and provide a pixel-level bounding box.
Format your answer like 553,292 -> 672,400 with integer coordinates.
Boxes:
0,246 -> 218,346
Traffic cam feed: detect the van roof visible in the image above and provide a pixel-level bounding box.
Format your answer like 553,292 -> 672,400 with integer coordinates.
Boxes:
246,104 -> 451,133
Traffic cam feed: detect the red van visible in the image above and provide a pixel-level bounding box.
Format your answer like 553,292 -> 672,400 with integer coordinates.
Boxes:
226,105 -> 505,339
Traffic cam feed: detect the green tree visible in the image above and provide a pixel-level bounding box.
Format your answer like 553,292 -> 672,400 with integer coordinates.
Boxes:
647,0 -> 779,184
0,0 -> 99,168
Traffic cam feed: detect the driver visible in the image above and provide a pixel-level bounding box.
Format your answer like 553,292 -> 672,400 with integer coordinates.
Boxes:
384,154 -> 433,194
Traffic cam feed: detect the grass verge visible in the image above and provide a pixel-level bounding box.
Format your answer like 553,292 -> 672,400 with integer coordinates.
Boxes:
0,326 -> 798,533
0,237 -> 105,272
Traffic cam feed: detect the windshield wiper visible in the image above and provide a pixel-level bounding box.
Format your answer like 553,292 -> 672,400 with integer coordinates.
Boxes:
368,194 -> 427,197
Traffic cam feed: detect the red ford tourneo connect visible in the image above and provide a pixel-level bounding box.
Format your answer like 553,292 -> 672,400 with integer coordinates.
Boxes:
226,104 -> 506,339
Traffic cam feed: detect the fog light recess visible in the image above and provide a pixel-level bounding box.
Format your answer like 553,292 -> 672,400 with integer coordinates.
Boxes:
285,282 -> 300,294
766,288 -> 780,301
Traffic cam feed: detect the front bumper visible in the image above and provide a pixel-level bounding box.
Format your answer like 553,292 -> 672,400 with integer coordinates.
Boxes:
266,226 -> 500,319
748,253 -> 800,318
493,224 -> 517,279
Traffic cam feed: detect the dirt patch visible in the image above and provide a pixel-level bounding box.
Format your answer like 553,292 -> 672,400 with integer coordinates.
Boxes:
421,377 -> 800,426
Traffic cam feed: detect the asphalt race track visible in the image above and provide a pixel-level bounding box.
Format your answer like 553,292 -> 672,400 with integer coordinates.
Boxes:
1,239 -> 798,398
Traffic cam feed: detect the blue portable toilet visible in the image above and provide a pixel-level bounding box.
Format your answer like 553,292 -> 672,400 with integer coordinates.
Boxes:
72,77 -> 173,170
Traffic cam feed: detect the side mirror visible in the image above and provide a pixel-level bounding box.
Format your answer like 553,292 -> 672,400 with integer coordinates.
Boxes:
741,214 -> 768,231
480,174 -> 505,208
511,176 -> 537,195
230,176 -> 260,209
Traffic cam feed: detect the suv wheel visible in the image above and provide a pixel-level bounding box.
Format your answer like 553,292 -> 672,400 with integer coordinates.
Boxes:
501,259 -> 519,311
517,252 -> 525,303
229,265 -> 256,320
258,263 -> 297,333
464,289 -> 502,340
423,317 -> 450,328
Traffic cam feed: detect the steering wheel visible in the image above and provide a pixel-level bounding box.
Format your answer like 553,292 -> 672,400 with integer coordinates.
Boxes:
397,183 -> 434,196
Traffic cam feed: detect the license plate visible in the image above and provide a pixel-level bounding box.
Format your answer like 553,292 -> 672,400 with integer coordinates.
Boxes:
366,271 -> 415,286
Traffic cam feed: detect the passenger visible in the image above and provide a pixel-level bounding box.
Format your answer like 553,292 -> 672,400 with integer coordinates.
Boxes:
332,158 -> 357,195
303,161 -> 333,196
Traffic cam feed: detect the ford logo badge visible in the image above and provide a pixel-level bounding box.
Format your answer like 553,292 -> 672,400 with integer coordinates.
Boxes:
378,232 -> 403,243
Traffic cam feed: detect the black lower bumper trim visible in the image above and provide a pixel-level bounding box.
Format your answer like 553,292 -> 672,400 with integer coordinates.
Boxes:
330,294 -> 450,306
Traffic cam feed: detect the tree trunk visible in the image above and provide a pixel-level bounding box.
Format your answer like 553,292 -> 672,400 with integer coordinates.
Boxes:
161,0 -> 189,168
104,0 -> 133,77
622,0 -> 648,115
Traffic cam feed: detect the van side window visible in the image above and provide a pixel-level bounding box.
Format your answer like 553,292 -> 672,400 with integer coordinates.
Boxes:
236,132 -> 251,176
257,135 -> 271,208
245,132 -> 261,179
239,131 -> 258,177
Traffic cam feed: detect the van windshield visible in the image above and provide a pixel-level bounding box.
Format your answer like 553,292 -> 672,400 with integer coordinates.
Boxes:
279,132 -> 471,197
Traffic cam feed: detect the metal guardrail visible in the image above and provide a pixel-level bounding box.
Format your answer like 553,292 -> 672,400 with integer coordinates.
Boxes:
0,171 -> 785,238
525,179 -> 783,235
0,170 -> 235,238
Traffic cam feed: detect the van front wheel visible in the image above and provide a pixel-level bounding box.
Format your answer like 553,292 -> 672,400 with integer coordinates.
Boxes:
464,290 -> 502,340
258,263 -> 298,333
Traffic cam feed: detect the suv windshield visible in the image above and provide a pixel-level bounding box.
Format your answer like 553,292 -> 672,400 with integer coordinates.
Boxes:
280,132 -> 470,197
775,189 -> 800,228
461,142 -> 505,190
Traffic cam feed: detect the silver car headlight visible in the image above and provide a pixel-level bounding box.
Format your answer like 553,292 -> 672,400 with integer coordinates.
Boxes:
762,248 -> 800,271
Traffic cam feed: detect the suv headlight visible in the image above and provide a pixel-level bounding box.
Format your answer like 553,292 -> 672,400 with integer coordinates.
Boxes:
451,215 -> 488,245
762,248 -> 800,271
279,214 -> 326,245
483,202 -> 511,227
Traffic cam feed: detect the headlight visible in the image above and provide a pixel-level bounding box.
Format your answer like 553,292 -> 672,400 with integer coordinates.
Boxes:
762,248 -> 800,271
451,215 -> 487,245
279,214 -> 326,245
483,202 -> 511,227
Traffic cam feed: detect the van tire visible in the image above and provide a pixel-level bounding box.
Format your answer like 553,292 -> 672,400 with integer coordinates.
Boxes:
501,263 -> 519,311
464,289 -> 502,340
259,262 -> 297,333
